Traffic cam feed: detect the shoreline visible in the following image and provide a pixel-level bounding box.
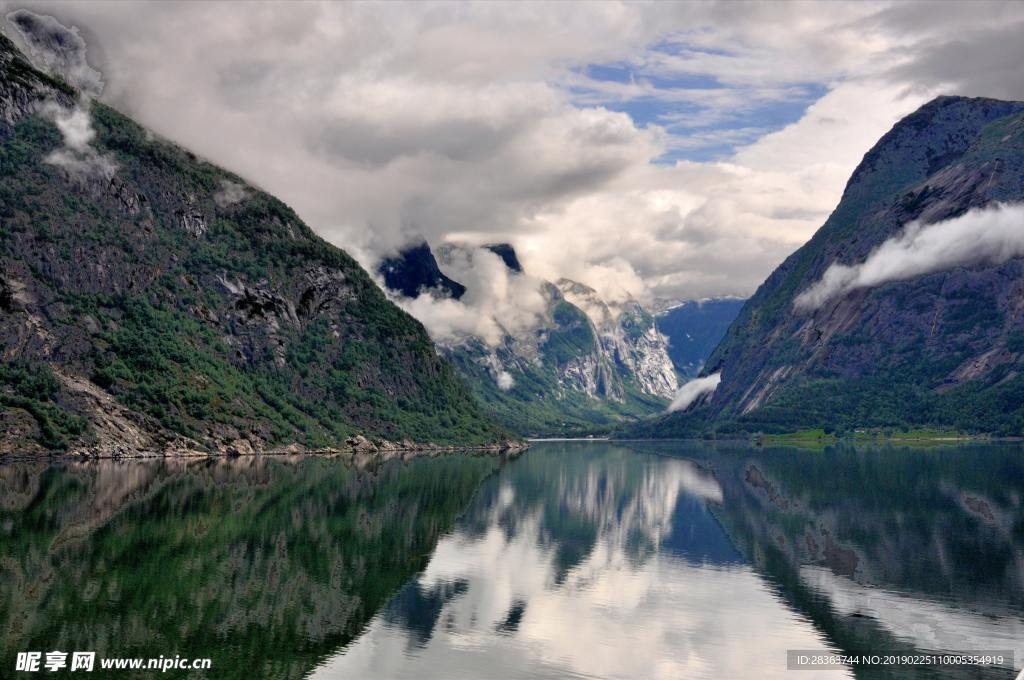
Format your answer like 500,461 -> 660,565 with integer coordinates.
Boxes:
0,437 -> 529,463
527,436 -> 610,442
610,434 -> 1016,446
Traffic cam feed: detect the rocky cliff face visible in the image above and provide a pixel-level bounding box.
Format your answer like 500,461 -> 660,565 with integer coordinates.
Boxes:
382,241 -> 678,435
0,33 -> 505,454
555,279 -> 678,399
646,95 -> 1024,436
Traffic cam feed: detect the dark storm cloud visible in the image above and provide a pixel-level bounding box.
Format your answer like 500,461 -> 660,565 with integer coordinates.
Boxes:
307,116 -> 528,168
853,1 -> 1024,99
886,21 -> 1024,99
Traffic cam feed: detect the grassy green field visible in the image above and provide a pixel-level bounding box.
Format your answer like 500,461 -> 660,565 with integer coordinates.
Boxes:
756,427 -> 988,449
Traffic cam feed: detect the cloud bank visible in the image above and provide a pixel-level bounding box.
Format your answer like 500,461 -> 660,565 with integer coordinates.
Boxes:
391,246 -> 549,346
668,372 -> 720,413
795,203 -> 1024,310
1,1 -> 1022,322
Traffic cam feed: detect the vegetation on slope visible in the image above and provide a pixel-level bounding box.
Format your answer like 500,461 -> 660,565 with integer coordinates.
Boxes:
629,97 -> 1024,439
0,41 -> 507,452
445,342 -> 665,438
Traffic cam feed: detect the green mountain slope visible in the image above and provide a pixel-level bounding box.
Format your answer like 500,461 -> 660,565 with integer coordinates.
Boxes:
381,243 -> 677,436
0,34 -> 507,454
631,96 -> 1024,438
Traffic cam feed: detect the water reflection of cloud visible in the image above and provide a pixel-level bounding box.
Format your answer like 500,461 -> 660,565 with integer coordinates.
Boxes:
675,460 -> 724,504
316,452 -> 848,679
800,565 -> 1024,666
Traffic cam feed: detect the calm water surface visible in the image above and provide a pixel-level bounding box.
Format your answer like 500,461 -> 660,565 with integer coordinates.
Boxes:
1,441 -> 1022,679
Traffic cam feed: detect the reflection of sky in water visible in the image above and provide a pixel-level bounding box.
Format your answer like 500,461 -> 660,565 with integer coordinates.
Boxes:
800,565 -> 1024,664
314,448 -> 850,679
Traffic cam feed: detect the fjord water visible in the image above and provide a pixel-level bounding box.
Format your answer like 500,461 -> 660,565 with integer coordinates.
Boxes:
1,443 -> 1021,679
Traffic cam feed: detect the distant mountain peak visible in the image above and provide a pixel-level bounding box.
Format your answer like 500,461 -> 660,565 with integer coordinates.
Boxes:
378,241 -> 466,300
483,243 -> 523,273
653,299 -> 745,378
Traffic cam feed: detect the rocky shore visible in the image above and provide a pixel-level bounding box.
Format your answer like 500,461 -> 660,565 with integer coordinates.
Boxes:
2,436 -> 528,462
31,433 -> 529,461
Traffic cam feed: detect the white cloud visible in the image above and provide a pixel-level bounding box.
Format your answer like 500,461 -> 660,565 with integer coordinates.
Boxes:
795,203 -> 1024,310
1,0 -> 1021,318
39,101 -> 117,181
46,102 -> 94,151
213,179 -> 250,207
496,370 -> 514,391
516,79 -> 927,302
668,372 -> 720,413
389,246 -> 549,346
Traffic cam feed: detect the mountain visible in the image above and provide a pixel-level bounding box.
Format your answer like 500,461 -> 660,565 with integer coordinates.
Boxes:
0,33 -> 508,455
438,247 -> 679,436
383,242 -> 678,435
635,95 -> 1024,437
554,279 -> 678,397
483,243 -> 523,273
655,298 -> 745,377
378,241 -> 466,300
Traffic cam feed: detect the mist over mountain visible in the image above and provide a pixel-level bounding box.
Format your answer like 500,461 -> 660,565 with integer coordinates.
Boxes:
0,32 -> 508,454
633,95 -> 1024,437
378,241 -> 678,435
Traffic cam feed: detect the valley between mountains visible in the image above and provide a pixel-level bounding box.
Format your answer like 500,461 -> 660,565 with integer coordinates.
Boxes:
4,24 -> 1024,455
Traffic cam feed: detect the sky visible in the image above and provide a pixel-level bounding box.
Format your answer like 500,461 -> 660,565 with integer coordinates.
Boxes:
3,1 -> 1024,340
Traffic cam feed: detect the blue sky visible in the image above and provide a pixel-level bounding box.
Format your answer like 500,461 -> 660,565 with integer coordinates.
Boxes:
568,46 -> 829,163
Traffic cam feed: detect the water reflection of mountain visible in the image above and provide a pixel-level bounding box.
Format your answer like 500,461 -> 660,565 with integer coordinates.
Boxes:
11,443 -> 1018,680
323,443 -> 848,680
460,442 -> 734,570
0,454 -> 503,679
630,440 -> 1024,679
